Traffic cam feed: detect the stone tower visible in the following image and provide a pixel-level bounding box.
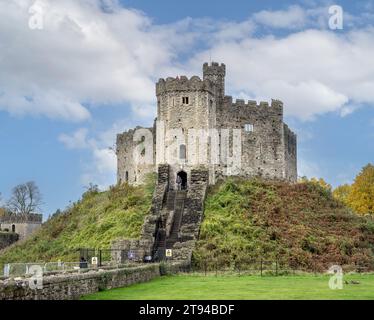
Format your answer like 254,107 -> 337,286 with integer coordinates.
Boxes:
116,62 -> 297,188
203,62 -> 226,105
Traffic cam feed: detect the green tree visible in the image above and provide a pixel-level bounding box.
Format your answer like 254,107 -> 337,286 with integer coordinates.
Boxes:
346,164 -> 374,215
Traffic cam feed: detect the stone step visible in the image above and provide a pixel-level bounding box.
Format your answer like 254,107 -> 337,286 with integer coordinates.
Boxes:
166,191 -> 176,210
154,189 -> 187,256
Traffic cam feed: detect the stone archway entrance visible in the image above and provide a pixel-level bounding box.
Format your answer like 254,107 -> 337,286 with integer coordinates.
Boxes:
177,171 -> 188,190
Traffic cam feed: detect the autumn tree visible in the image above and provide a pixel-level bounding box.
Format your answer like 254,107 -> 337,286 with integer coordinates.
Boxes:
346,164 -> 374,215
333,184 -> 352,205
299,176 -> 332,191
7,181 -> 43,217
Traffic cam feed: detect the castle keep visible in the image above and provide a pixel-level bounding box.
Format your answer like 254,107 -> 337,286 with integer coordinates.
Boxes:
117,62 -> 297,188
114,63 -> 297,262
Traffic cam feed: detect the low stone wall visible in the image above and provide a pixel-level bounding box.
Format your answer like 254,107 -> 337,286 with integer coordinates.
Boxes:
0,264 -> 161,300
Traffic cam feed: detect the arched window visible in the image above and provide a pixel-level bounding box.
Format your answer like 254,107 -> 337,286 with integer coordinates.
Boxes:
12,224 -> 15,233
180,144 -> 186,160
125,171 -> 129,182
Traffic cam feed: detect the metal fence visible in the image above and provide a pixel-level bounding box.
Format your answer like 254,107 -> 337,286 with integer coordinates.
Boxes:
4,248 -> 373,278
0,248 -> 152,278
2,261 -> 88,278
79,248 -> 154,265
188,258 -> 374,276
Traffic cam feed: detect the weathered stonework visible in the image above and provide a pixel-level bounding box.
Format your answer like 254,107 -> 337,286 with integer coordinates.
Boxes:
116,126 -> 156,185
0,213 -> 42,242
0,263 -> 190,300
171,168 -> 208,261
117,62 -> 297,187
0,233 -> 19,250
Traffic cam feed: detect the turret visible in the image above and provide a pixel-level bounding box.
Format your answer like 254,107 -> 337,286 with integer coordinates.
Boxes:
203,62 -> 226,101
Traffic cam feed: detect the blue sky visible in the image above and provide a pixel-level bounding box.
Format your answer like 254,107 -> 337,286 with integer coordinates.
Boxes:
0,0 -> 373,218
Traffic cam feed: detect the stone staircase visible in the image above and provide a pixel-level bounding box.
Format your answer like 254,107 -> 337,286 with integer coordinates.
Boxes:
112,165 -> 208,264
152,190 -> 187,261
166,190 -> 187,248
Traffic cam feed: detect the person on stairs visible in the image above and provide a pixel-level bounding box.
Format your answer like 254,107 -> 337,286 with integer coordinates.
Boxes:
176,174 -> 182,191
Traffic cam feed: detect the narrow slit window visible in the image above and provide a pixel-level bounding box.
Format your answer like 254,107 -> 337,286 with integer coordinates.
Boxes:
180,144 -> 187,160
245,124 -> 254,132
182,97 -> 189,105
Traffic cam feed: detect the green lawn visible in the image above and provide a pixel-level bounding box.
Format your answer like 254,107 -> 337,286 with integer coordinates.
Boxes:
82,274 -> 374,300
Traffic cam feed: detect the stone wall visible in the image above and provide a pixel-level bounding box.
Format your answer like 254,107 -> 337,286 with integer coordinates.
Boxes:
0,223 -> 41,241
283,124 -> 298,182
0,261 -> 191,300
0,233 -> 19,250
0,213 -> 42,241
0,264 -> 160,300
116,126 -> 156,185
0,213 -> 42,223
214,97 -> 290,181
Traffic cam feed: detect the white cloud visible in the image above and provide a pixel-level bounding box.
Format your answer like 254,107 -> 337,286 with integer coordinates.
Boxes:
0,90 -> 91,121
0,0 -> 184,121
80,145 -> 116,190
80,146 -> 116,189
253,5 -> 308,29
59,118 -> 138,189
1,2 -> 374,123
298,157 -> 322,179
92,148 -> 116,174
58,128 -> 90,149
193,28 -> 374,120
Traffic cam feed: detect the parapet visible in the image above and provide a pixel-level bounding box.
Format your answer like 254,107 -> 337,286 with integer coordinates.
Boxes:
284,123 -> 297,139
0,213 -> 43,224
203,62 -> 226,77
225,96 -> 284,112
156,76 -> 215,95
117,126 -> 154,149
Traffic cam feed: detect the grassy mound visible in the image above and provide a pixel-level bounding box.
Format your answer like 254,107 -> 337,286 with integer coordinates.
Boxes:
193,178 -> 374,271
0,176 -> 155,268
2,175 -> 373,273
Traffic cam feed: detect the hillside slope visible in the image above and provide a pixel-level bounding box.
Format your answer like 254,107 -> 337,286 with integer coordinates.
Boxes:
193,179 -> 374,271
0,178 -> 154,268
1,176 -> 373,272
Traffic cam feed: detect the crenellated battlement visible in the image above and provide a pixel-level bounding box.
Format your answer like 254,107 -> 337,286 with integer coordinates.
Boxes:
156,76 -> 215,95
284,123 -> 297,139
203,62 -> 226,77
0,212 -> 42,224
224,96 -> 283,112
116,126 -> 153,153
